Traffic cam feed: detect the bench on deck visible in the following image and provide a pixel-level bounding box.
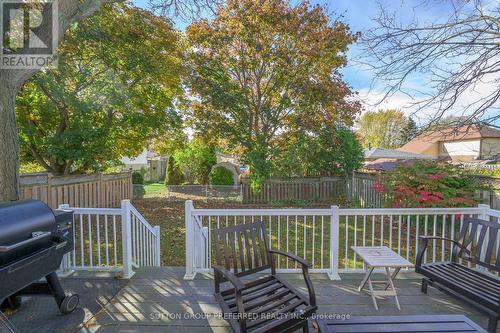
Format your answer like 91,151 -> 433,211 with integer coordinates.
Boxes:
416,217 -> 500,332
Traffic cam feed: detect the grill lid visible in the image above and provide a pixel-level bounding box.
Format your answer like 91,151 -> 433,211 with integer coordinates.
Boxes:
0,200 -> 55,247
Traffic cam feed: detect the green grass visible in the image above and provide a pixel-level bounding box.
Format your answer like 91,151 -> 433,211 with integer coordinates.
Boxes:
132,198 -> 334,267
70,203 -> 461,272
143,182 -> 166,196
131,198 -> 461,269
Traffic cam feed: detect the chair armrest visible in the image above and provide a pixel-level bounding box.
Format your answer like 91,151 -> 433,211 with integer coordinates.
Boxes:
213,265 -> 247,332
416,236 -> 469,268
269,249 -> 310,268
269,250 -> 316,307
420,236 -> 460,244
213,265 -> 245,291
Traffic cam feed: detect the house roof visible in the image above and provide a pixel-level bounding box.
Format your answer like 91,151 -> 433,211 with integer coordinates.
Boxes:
399,124 -> 500,154
364,147 -> 434,160
363,158 -> 419,171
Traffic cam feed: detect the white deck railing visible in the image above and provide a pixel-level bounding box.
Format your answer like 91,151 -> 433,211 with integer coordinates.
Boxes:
59,200 -> 160,278
184,200 -> 499,280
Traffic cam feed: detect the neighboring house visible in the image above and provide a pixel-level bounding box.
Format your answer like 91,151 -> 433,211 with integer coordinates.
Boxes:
399,124 -> 500,162
364,147 -> 433,160
121,148 -> 168,182
121,149 -> 149,171
363,147 -> 434,172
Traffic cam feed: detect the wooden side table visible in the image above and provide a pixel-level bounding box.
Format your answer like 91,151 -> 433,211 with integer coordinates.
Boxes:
351,246 -> 413,310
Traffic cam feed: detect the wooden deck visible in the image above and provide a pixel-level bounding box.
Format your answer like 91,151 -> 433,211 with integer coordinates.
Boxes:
77,267 -> 497,333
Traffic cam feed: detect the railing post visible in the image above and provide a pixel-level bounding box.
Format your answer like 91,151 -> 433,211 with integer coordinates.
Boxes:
184,200 -> 196,280
121,200 -> 134,278
478,203 -> 490,220
328,205 -> 341,280
478,204 -> 490,265
57,203 -> 73,275
154,226 -> 161,267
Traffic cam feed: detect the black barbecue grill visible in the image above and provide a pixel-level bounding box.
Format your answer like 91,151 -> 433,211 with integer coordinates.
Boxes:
0,200 -> 79,314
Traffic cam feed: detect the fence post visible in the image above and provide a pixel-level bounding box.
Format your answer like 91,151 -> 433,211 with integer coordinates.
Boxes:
97,172 -> 103,207
184,200 -> 196,280
154,226 -> 161,266
128,171 -> 133,201
328,205 -> 341,280
47,173 -> 53,208
121,200 -> 134,278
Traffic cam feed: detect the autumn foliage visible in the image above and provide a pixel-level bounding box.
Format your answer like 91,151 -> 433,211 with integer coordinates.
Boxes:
185,0 -> 361,187
377,161 -> 478,208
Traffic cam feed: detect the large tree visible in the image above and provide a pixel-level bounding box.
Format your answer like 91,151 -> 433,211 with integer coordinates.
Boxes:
173,139 -> 216,184
1,0 -> 109,200
15,3 -> 183,175
274,125 -> 363,177
185,0 -> 360,186
362,0 -> 500,129
0,0 -> 217,201
357,109 -> 408,149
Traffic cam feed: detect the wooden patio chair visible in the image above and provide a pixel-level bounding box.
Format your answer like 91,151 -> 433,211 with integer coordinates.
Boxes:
213,221 -> 317,333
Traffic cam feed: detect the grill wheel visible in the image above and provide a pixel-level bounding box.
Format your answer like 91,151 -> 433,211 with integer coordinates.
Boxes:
59,295 -> 79,314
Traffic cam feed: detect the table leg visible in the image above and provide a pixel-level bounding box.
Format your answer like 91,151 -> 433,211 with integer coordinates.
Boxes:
384,267 -> 401,291
385,267 -> 400,310
358,267 -> 374,292
367,274 -> 378,310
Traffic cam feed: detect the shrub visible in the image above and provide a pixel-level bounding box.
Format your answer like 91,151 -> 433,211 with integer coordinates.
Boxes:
132,184 -> 146,199
132,171 -> 144,184
380,161 -> 478,208
165,156 -> 184,185
209,167 -> 234,185
173,140 -> 216,184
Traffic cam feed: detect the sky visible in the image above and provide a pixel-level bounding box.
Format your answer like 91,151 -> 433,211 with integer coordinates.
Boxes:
132,0 -> 499,126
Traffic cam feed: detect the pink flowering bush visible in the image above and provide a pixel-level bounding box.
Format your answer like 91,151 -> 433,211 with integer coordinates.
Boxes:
379,161 -> 477,208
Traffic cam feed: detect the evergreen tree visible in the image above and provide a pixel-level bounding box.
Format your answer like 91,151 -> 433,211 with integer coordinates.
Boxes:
165,156 -> 184,185
400,117 -> 419,144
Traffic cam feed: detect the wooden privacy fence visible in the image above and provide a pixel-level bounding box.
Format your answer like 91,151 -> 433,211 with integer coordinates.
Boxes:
242,174 -> 384,207
20,172 -> 132,208
242,177 -> 348,204
347,171 -> 385,207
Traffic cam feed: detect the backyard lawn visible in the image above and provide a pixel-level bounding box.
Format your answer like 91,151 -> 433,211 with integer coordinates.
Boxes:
132,198 -> 445,269
143,182 -> 165,196
132,198 -> 333,267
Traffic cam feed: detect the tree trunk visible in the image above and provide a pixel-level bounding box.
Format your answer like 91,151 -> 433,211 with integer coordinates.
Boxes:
0,80 -> 20,201
0,0 -> 109,202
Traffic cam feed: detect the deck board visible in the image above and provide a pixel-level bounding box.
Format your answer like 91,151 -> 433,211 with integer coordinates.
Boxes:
77,267 -> 497,333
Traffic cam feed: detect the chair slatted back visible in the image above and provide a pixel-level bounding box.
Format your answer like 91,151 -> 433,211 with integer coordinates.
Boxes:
213,221 -> 274,279
454,217 -> 500,272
